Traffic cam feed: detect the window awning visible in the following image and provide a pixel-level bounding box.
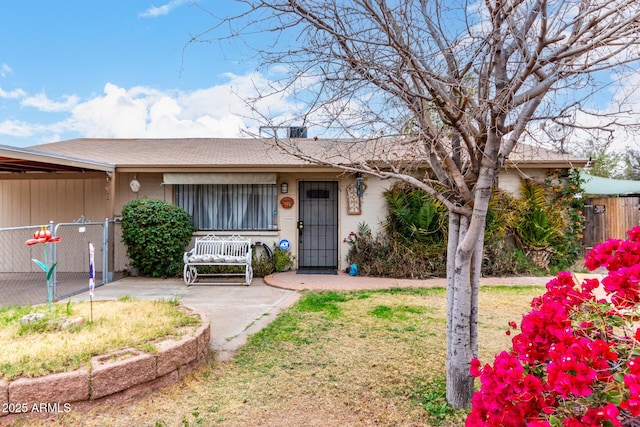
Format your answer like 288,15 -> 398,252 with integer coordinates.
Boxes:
162,172 -> 277,185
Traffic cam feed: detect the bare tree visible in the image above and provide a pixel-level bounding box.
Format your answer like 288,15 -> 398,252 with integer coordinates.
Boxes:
198,0 -> 640,408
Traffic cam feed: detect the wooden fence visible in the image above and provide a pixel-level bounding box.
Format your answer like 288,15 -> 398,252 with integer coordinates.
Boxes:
582,197 -> 640,250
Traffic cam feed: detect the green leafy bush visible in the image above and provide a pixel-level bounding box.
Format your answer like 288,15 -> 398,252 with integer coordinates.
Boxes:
121,198 -> 195,278
347,171 -> 585,279
546,168 -> 585,271
251,244 -> 295,276
345,222 -> 446,279
273,247 -> 294,272
384,187 -> 447,245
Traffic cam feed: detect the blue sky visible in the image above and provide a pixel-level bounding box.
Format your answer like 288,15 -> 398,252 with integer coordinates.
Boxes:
0,1 -> 638,152
0,0 -> 281,147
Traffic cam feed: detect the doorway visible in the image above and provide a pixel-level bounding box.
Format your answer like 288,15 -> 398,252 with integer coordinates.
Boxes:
297,181 -> 339,270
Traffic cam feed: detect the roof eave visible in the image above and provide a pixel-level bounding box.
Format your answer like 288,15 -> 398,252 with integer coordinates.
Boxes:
0,145 -> 115,173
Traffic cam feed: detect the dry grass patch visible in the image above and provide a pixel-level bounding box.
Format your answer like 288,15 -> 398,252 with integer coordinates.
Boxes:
14,286 -> 544,427
0,297 -> 201,380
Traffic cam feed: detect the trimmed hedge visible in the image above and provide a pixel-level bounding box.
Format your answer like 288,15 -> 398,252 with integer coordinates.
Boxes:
121,199 -> 195,278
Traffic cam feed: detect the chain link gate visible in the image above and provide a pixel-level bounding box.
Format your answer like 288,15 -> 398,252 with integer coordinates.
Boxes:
52,218 -> 109,300
0,223 -> 54,306
0,218 -> 112,306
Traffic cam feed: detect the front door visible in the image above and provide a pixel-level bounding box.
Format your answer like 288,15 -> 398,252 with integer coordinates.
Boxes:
298,181 -> 339,270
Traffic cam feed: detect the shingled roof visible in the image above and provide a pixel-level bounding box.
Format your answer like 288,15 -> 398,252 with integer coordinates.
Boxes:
29,137 -> 587,172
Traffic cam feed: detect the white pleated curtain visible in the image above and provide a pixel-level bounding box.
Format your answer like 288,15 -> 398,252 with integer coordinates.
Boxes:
167,173 -> 277,231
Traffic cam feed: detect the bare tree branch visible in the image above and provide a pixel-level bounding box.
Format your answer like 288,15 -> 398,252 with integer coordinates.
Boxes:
191,0 -> 640,408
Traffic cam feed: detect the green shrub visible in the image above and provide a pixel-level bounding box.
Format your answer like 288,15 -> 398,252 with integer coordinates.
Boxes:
251,244 -> 295,276
273,246 -> 294,272
121,198 -> 195,278
345,222 -> 446,279
348,171 -> 585,279
252,251 -> 275,277
384,187 -> 447,245
546,169 -> 585,271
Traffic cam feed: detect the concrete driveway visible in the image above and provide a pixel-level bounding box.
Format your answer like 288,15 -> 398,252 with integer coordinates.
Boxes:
68,277 -> 300,361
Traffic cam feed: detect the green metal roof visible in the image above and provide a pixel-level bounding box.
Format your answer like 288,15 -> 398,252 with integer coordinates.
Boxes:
582,173 -> 640,196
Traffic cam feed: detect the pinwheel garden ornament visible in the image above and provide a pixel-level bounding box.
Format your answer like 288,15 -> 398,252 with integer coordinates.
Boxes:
25,227 -> 62,311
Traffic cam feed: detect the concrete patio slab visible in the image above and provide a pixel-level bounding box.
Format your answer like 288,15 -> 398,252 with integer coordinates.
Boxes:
67,277 -> 300,361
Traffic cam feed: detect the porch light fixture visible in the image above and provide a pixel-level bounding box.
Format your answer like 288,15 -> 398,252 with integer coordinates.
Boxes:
129,177 -> 140,193
281,182 -> 289,194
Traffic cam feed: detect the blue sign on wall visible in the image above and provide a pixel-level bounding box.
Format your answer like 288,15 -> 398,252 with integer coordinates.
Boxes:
278,239 -> 291,251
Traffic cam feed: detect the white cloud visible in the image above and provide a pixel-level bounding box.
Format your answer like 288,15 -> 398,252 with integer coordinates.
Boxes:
21,93 -> 80,112
0,72 -> 299,145
0,119 -> 36,137
139,0 -> 190,18
61,74 -> 287,139
70,83 -> 154,137
0,87 -> 25,99
1,63 -> 12,78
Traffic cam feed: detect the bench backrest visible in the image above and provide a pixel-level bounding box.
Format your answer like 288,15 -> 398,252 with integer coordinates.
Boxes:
194,235 -> 251,257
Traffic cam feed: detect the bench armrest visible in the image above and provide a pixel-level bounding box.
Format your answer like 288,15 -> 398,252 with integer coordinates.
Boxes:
184,247 -> 195,263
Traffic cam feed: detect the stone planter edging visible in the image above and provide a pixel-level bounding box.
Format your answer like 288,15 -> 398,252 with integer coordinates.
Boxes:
1,306 -> 210,421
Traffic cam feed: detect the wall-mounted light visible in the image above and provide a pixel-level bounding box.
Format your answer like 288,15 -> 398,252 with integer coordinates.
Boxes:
129,177 -> 141,193
355,172 -> 367,197
281,182 -> 289,194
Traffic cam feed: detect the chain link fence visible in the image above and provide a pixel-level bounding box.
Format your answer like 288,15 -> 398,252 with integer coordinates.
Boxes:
0,218 -> 117,307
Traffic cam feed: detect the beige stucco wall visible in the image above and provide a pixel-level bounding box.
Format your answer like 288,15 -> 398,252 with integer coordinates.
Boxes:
497,169 -> 548,198
113,172 -> 170,217
1,167 -> 558,274
339,175 -> 393,270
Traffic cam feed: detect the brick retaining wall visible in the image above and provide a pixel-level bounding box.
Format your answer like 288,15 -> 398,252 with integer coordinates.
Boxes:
1,306 -> 210,423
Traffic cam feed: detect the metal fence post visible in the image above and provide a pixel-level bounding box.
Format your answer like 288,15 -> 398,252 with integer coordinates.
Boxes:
50,220 -> 57,299
103,218 -> 111,283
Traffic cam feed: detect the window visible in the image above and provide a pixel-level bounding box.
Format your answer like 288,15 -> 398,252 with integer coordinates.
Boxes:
174,184 -> 277,231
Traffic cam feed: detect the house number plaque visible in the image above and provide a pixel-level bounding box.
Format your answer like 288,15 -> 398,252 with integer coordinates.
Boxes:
280,196 -> 295,209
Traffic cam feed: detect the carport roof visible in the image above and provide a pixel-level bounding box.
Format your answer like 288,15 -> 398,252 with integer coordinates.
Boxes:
0,144 -> 115,173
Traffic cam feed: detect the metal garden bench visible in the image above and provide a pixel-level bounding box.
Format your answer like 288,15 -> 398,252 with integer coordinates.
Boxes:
183,234 -> 253,285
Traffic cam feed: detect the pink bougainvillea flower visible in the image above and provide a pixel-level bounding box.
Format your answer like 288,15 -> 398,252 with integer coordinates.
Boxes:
468,227 -> 640,426
585,238 -> 621,271
601,265 -> 640,309
579,404 -> 621,427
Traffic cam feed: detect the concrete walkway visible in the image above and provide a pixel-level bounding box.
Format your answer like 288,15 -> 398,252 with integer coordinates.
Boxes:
265,270 -> 558,291
68,277 -> 300,361
69,271 -> 596,361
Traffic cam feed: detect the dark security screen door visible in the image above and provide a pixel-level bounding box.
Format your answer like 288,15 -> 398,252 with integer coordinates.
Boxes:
298,181 -> 338,269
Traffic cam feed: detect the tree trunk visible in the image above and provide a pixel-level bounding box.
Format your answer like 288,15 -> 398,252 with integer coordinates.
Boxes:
445,213 -> 486,408
446,215 -> 473,407
445,129 -> 497,408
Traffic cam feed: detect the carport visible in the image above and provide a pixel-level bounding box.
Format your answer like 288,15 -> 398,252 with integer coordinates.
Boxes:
0,144 -> 116,306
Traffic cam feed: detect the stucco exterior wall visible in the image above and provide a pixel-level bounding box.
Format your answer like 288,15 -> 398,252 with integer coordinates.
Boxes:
339,175 -> 393,270
1,167 -> 558,274
497,169 -> 548,199
113,172 -> 170,216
